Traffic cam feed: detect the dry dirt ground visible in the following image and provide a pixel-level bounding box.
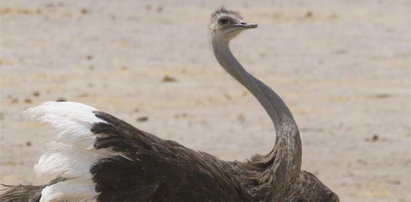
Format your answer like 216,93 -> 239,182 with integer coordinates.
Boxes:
0,0 -> 410,201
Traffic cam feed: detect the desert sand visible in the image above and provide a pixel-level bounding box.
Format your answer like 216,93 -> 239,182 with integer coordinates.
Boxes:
1,0 -> 410,201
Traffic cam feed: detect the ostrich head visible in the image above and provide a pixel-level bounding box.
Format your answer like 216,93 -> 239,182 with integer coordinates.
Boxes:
210,8 -> 257,42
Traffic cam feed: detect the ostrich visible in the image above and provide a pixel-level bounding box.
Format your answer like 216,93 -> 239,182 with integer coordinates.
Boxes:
0,8 -> 339,202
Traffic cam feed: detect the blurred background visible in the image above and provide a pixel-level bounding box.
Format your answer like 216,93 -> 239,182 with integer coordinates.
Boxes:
0,0 -> 410,201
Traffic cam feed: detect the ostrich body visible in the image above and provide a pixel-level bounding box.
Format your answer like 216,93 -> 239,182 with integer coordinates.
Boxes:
0,8 -> 339,202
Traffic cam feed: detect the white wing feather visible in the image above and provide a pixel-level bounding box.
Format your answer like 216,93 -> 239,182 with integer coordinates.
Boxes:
24,101 -> 112,202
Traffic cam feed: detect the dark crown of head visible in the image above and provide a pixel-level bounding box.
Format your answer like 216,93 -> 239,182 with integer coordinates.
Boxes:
211,7 -> 242,19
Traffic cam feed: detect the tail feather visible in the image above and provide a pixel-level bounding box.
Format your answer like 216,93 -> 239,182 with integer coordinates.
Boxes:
0,178 -> 65,202
0,184 -> 44,202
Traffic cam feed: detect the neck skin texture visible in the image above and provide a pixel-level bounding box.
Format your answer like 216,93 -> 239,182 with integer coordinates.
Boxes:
212,36 -> 302,191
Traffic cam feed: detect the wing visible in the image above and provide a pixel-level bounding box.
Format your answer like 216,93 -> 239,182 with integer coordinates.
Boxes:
26,101 -> 250,202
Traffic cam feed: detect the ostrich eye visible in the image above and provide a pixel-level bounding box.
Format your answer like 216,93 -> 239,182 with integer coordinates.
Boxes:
218,18 -> 229,25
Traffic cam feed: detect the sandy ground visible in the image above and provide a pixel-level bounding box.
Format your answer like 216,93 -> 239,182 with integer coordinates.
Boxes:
0,0 -> 410,201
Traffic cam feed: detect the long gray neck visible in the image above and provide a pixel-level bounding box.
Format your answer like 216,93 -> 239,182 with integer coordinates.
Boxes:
212,37 -> 302,190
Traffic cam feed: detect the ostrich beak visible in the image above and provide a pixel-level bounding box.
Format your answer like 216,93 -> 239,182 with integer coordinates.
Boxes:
234,22 -> 258,29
